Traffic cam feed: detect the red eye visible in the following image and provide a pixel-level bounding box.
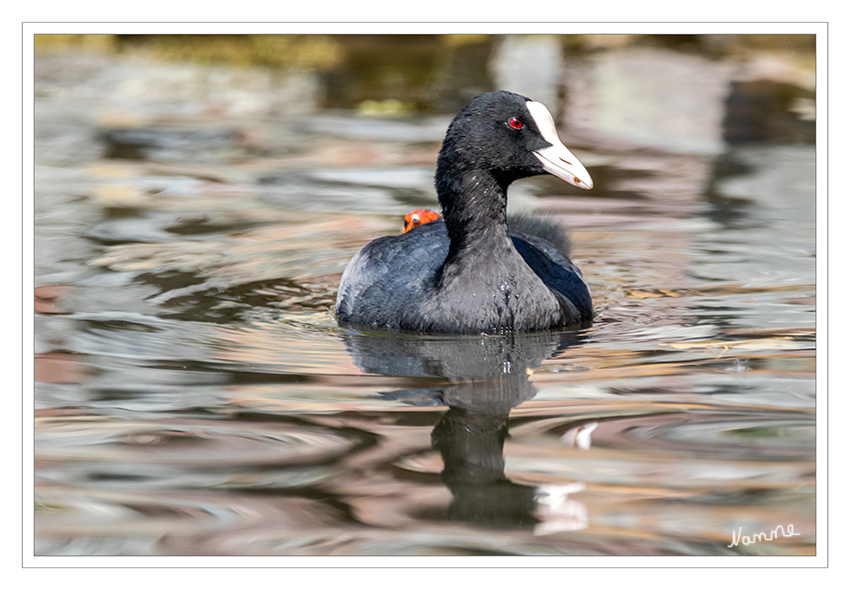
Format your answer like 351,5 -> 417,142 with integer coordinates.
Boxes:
509,117 -> 523,130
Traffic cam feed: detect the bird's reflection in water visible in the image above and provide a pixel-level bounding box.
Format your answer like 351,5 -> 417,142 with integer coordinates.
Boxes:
342,328 -> 590,531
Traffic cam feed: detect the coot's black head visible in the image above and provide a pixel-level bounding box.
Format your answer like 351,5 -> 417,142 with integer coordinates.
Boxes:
436,90 -> 593,190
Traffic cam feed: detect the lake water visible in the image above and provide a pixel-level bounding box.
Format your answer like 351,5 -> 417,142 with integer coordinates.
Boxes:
32,35 -> 817,557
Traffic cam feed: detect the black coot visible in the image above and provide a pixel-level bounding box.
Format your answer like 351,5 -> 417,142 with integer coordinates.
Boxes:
336,90 -> 594,334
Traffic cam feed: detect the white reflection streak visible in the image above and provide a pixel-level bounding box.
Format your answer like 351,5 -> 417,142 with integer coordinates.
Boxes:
561,421 -> 599,450
534,482 -> 588,535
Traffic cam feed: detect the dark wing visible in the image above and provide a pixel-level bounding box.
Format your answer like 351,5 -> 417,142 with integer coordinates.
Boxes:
510,230 -> 593,324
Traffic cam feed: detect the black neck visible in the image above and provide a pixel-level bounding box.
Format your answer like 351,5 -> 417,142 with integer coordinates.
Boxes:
436,163 -> 513,257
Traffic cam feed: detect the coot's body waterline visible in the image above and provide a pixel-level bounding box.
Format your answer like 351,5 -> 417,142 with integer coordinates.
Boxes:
336,91 -> 594,334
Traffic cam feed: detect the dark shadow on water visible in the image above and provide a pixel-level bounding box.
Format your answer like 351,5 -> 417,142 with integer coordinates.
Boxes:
130,271 -> 336,323
341,328 -> 588,529
723,80 -> 815,146
321,35 -> 496,114
100,127 -> 244,162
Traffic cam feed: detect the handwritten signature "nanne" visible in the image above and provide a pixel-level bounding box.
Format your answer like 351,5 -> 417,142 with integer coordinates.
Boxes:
728,524 -> 801,548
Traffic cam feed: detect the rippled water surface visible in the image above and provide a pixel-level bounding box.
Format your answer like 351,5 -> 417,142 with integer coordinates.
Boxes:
33,35 -> 817,557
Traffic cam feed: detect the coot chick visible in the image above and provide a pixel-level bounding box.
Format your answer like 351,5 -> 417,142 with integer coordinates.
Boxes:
403,209 -> 441,233
336,90 -> 594,334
